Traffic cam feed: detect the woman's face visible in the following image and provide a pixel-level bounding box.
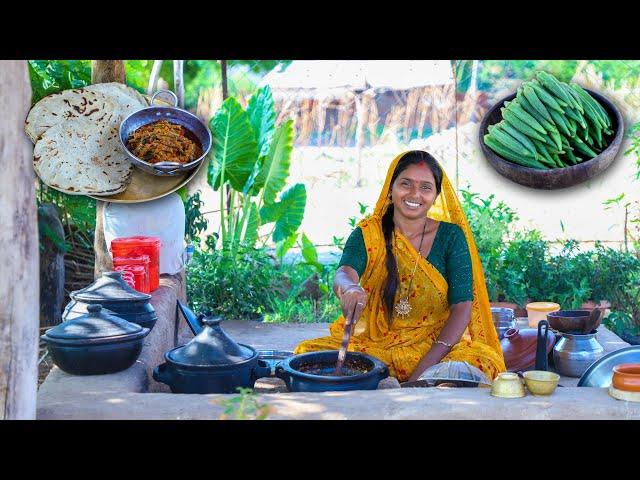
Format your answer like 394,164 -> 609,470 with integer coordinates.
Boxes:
390,162 -> 438,221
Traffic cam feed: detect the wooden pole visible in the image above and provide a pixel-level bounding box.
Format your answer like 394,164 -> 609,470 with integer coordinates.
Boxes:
173,60 -> 184,109
92,61 -> 126,279
147,60 -> 164,96
0,60 -> 38,419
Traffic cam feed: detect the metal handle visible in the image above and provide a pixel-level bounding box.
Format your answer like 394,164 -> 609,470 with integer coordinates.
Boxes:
251,360 -> 273,381
150,89 -> 178,107
274,365 -> 290,389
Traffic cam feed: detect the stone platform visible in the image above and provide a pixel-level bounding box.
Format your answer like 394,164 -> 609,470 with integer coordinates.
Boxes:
37,303 -> 640,419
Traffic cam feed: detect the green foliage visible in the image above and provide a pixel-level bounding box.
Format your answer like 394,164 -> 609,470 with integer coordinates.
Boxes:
477,61 -> 578,91
183,191 -> 209,244
460,188 -> 517,302
216,387 -> 274,420
588,60 -> 640,89
28,60 -> 91,104
207,86 -> 306,251
186,246 -> 282,320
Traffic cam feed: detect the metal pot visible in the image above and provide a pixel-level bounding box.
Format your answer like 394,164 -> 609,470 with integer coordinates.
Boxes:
153,313 -> 271,394
274,350 -> 389,392
41,304 -> 150,375
119,90 -> 212,176
64,271 -> 158,331
553,330 -> 604,378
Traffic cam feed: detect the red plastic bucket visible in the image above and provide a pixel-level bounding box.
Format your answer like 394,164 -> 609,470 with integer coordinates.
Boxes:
111,237 -> 161,291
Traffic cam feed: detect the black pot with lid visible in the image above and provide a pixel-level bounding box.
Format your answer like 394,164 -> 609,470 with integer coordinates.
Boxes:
42,304 -> 150,375
63,271 -> 158,331
153,309 -> 271,394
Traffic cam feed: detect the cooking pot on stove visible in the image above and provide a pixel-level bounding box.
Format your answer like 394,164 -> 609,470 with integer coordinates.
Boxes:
274,350 -> 389,392
153,312 -> 271,394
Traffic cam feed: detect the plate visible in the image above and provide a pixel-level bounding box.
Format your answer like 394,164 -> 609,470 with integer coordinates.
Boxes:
89,159 -> 205,203
577,346 -> 640,388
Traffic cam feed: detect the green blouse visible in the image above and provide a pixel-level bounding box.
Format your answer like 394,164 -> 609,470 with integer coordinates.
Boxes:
338,221 -> 473,305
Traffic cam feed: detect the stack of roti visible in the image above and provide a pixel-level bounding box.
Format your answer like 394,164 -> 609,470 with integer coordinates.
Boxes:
25,83 -> 147,196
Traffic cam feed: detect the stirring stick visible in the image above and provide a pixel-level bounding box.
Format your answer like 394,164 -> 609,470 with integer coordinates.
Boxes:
334,303 -> 358,376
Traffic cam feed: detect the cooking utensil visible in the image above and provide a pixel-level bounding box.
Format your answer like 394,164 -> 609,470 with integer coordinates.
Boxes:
274,350 -> 388,392
153,308 -> 271,394
526,302 -> 560,328
490,372 -> 526,398
500,327 -> 556,372
64,271 -> 158,331
578,346 -> 640,388
547,310 -> 591,334
553,330 -> 604,378
491,307 -> 515,340
584,308 -> 605,334
401,361 -> 491,388
479,89 -> 624,190
119,90 -> 212,177
256,350 -> 294,376
177,299 -> 204,336
522,370 -> 560,396
611,364 -> 640,392
41,304 -> 149,375
334,303 -> 358,375
535,320 -> 551,371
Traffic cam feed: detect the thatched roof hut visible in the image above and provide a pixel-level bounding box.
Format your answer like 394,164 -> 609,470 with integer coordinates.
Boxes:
260,60 -> 480,146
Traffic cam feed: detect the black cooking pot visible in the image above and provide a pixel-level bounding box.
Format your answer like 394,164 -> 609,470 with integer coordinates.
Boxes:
153,313 -> 271,394
64,271 -> 158,331
275,350 -> 389,392
41,304 -> 150,375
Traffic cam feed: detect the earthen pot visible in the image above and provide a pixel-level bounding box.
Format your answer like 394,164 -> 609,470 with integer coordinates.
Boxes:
612,364 -> 640,392
500,327 -> 556,372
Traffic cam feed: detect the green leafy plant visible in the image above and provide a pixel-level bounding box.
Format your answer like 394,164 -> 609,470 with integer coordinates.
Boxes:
28,60 -> 91,104
182,190 -> 209,244
460,188 -> 517,302
208,85 -> 306,254
186,246 -> 283,320
216,387 -> 274,420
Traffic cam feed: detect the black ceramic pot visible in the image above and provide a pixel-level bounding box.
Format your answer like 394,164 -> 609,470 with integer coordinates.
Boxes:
275,350 -> 389,392
153,314 -> 271,394
42,304 -> 150,375
65,271 -> 158,331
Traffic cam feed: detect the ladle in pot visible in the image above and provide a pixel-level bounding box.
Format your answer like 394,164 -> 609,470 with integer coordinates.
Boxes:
334,303 -> 358,376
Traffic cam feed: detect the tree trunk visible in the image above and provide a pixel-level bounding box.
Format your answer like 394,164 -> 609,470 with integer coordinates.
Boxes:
38,203 -> 65,327
91,60 -> 126,84
0,60 -> 38,419
92,61 -> 126,279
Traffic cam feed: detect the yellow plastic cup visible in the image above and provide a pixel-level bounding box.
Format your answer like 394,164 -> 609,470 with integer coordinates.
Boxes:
526,302 -> 560,328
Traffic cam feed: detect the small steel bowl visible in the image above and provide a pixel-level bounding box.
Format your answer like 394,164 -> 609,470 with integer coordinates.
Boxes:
119,90 -> 212,177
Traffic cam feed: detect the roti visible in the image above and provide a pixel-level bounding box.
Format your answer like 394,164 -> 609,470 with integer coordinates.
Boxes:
25,88 -> 118,143
33,118 -> 133,196
84,82 -> 148,122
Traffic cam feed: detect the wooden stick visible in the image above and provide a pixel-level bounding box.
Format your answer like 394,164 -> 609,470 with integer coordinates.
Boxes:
334,303 -> 358,376
147,60 -> 164,96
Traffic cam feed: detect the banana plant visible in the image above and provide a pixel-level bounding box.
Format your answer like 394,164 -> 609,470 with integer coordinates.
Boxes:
208,85 -> 306,253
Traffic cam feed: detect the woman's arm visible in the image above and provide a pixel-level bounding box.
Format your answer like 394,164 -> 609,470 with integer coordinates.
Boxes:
334,265 -> 367,324
406,300 -> 472,382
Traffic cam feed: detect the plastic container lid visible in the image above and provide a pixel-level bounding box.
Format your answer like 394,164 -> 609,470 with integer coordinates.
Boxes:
526,302 -> 561,312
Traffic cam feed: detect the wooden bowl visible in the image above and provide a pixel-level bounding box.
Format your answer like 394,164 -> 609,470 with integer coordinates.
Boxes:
479,89 -> 624,189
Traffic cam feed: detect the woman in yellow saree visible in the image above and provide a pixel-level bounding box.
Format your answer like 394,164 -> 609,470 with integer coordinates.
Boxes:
294,150 -> 506,383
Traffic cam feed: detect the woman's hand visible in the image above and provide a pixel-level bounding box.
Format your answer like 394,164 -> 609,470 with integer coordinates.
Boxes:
339,284 -> 368,326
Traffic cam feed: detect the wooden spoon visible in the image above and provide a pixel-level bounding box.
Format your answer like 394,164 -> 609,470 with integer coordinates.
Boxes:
583,307 -> 604,334
334,303 -> 358,376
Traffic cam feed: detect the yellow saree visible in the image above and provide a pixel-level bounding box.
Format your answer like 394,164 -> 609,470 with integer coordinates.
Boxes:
294,152 -> 506,382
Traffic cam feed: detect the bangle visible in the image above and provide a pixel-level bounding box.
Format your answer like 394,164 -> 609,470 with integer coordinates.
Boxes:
434,340 -> 453,348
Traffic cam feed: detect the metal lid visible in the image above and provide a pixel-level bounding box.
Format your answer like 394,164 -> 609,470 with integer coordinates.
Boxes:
402,361 -> 491,388
71,271 -> 151,303
44,304 -> 143,341
167,315 -> 254,366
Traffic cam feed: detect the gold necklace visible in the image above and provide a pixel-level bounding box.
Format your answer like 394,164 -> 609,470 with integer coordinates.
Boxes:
394,218 -> 428,319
